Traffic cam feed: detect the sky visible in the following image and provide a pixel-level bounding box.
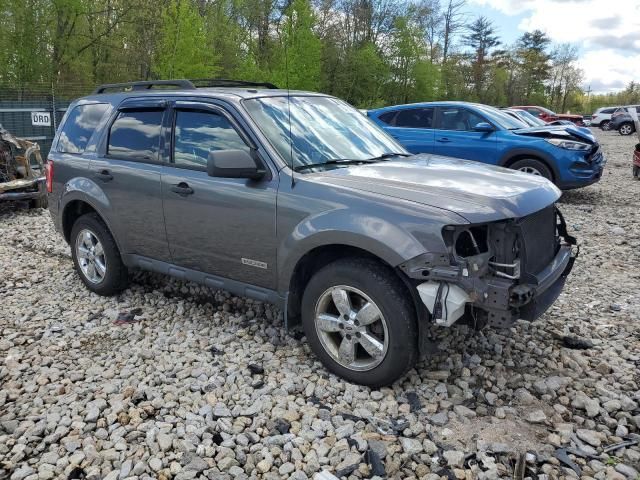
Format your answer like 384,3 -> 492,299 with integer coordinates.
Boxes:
466,0 -> 640,93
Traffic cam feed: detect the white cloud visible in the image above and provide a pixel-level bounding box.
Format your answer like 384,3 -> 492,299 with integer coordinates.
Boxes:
578,49 -> 640,92
469,0 -> 640,92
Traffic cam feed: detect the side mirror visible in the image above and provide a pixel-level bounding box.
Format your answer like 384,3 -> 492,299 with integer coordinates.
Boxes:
473,122 -> 494,132
207,150 -> 265,180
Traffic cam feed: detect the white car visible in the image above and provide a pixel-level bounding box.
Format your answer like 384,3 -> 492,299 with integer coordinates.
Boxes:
590,106 -> 619,130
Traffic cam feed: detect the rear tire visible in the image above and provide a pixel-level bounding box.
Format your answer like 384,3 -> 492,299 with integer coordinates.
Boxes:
619,123 -> 634,136
70,213 -> 128,296
509,158 -> 553,182
301,257 -> 418,387
601,120 -> 611,131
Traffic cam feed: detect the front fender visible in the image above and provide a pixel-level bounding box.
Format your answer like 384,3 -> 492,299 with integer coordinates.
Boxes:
277,208 -> 446,293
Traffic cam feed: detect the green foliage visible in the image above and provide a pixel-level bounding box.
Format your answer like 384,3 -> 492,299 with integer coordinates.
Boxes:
0,0 -> 594,111
155,0 -> 220,79
270,0 -> 321,91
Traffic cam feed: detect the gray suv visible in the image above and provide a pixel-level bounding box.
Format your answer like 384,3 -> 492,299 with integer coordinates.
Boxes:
47,79 -> 577,386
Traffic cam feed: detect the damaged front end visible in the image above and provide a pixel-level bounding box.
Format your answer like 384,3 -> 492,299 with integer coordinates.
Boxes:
0,124 -> 47,205
400,205 -> 577,329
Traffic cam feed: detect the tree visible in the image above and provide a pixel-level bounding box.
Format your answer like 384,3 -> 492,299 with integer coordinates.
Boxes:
155,0 -> 220,79
271,0 -> 322,91
463,16 -> 499,101
516,29 -> 551,103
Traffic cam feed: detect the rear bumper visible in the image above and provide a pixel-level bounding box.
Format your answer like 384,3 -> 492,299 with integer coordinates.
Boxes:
0,177 -> 46,201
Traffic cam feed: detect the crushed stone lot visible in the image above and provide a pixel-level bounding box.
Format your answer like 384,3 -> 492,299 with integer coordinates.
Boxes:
1,130 -> 639,480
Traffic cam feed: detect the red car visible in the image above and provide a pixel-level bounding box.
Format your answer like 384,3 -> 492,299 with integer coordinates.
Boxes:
511,106 -> 585,126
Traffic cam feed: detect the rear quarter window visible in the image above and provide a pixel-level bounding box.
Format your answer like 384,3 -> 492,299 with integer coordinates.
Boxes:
57,103 -> 109,153
378,111 -> 398,126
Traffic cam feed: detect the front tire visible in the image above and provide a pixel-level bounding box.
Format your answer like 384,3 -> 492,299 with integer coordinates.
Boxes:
510,158 -> 553,182
619,123 -> 634,136
301,258 -> 418,387
70,213 -> 128,296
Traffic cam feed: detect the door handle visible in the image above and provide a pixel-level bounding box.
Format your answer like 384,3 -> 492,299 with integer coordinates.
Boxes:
436,137 -> 451,143
171,182 -> 194,196
95,169 -> 113,182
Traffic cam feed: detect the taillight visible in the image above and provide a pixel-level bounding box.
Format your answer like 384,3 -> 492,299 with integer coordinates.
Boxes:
45,161 -> 53,193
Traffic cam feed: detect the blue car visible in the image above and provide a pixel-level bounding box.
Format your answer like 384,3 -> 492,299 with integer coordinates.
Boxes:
368,101 -> 605,189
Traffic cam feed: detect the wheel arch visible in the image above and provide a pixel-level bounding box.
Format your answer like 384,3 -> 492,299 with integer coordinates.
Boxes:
285,244 -> 418,328
500,149 -> 558,183
61,197 -> 121,254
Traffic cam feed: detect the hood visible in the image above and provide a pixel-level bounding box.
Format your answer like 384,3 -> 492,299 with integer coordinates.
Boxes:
513,125 -> 596,144
310,155 -> 561,223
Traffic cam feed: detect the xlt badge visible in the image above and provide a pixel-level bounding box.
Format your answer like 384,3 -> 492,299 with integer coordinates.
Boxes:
242,258 -> 268,269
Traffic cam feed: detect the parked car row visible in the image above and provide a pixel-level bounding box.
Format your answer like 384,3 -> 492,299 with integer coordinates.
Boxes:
591,105 -> 639,136
46,79 -> 580,386
610,105 -> 639,136
367,101 -> 604,190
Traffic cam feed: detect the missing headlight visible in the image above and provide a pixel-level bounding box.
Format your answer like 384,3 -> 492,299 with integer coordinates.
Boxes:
454,226 -> 488,257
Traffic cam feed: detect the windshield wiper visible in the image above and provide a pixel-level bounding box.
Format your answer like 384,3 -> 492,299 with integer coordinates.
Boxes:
294,158 -> 378,172
294,153 -> 410,172
368,152 -> 411,160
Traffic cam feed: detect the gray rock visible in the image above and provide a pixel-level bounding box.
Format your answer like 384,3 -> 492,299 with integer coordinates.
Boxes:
148,457 -> 163,472
10,466 -> 35,480
526,410 -> 547,424
615,463 -> 639,479
400,437 -> 422,455
576,429 -> 601,448
184,455 -> 209,472
429,412 -> 448,426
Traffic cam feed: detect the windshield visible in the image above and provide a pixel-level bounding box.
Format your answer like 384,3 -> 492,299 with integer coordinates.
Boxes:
514,109 -> 546,127
474,104 -> 528,130
243,95 -> 406,171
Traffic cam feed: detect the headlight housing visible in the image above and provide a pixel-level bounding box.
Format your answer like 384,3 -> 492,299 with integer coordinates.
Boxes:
545,138 -> 591,151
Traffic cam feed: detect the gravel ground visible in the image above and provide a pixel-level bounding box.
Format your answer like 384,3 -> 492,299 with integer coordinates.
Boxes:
1,130 -> 639,480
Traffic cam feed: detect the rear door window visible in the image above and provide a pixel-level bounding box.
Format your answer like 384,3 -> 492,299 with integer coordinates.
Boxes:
108,109 -> 164,161
393,108 -> 434,128
58,103 -> 109,153
173,109 -> 250,170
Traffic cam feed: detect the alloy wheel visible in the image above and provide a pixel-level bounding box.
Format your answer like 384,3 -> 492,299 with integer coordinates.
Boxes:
314,285 -> 389,371
518,166 -> 542,176
620,124 -> 633,135
75,229 -> 107,284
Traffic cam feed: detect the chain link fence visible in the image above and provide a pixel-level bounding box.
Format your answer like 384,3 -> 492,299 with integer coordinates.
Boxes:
0,83 -> 92,155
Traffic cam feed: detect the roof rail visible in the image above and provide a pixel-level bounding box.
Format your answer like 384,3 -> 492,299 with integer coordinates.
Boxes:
189,78 -> 279,89
92,80 -> 196,94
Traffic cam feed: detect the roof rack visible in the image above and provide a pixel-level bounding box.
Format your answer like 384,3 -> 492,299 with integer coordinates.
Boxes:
92,80 -> 196,94
92,78 -> 279,94
189,78 -> 279,89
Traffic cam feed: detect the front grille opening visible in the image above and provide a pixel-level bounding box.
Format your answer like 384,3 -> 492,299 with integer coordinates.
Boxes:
455,226 -> 488,257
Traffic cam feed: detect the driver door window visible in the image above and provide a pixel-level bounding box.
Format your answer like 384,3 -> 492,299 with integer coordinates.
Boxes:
173,110 -> 250,169
436,108 -> 485,131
